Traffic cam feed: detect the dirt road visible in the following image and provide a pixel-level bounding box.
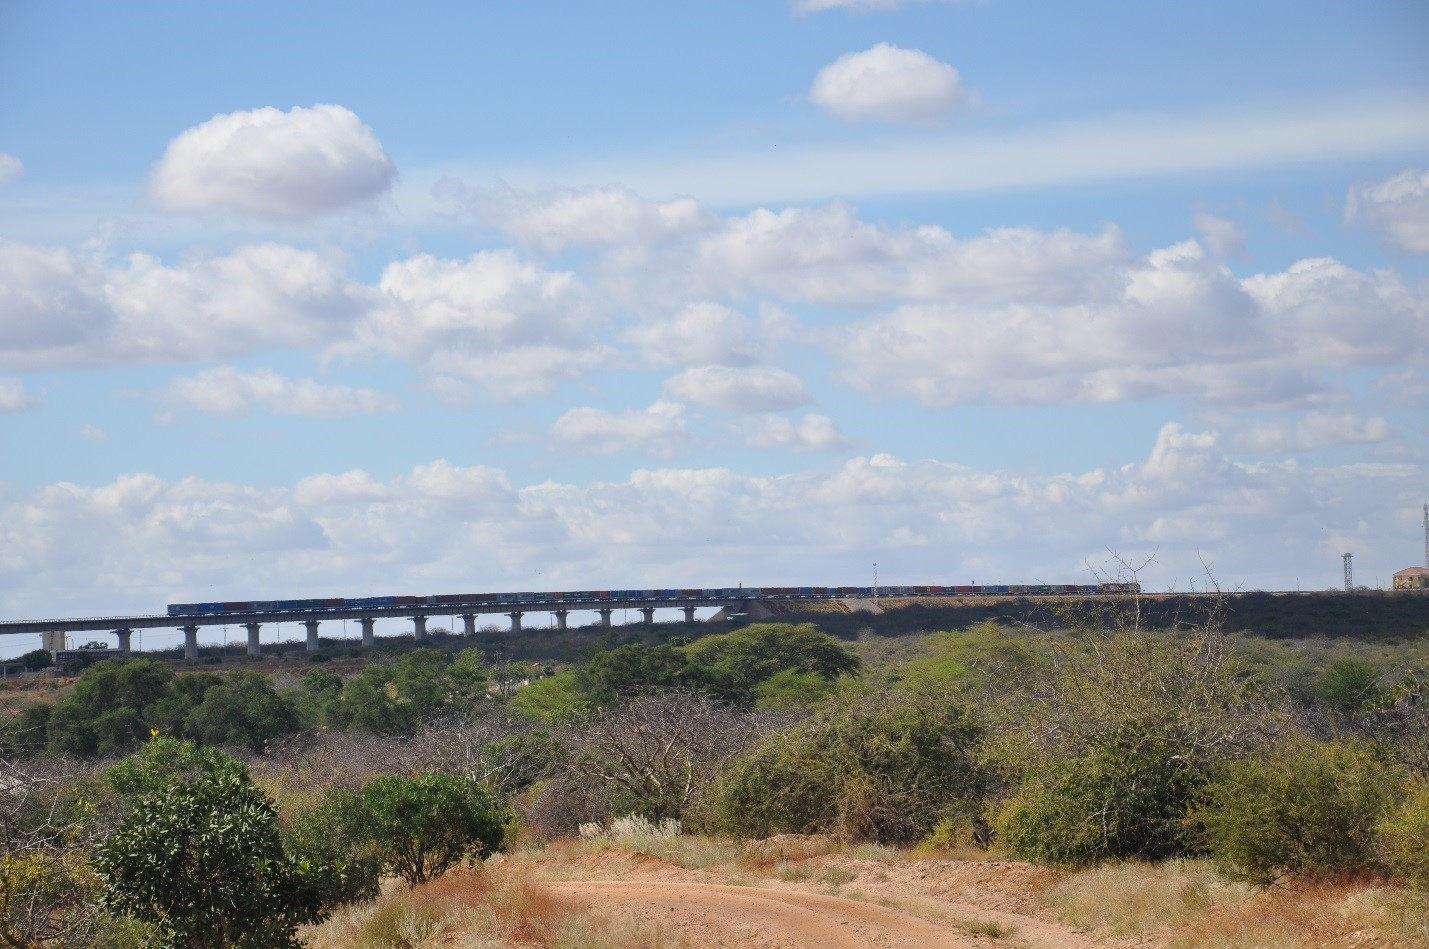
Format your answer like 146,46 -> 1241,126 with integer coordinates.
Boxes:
548,880 -> 1021,947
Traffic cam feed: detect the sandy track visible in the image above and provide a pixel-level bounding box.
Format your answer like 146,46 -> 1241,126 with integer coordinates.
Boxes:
546,880 -> 980,948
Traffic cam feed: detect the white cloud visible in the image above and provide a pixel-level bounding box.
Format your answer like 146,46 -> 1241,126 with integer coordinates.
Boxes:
740,413 -> 852,452
162,366 -> 401,418
1193,212 -> 1247,259
353,250 -> 608,399
78,424 -> 108,443
0,240 -> 367,370
1347,167 -> 1429,254
2,429 -> 1420,620
624,301 -> 796,367
151,104 -> 395,218
810,44 -> 974,127
664,365 -> 812,412
0,378 -> 37,412
0,153 -> 22,184
1230,411 -> 1393,454
549,401 -> 689,455
833,241 -> 1429,407
442,182 -> 711,254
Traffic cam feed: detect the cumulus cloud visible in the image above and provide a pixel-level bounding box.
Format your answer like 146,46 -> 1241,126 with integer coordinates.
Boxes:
740,413 -> 852,452
0,240 -> 367,370
1347,167 -> 1429,254
550,401 -> 689,455
1193,212 -> 1247,259
0,153 -> 22,184
2,427 -> 1419,619
1230,411 -> 1393,454
833,241 -> 1429,407
161,366 -> 401,418
352,249 -> 607,399
151,104 -> 395,218
810,44 -> 974,127
441,182 -> 712,254
664,365 -> 812,412
0,378 -> 37,412
624,301 -> 796,367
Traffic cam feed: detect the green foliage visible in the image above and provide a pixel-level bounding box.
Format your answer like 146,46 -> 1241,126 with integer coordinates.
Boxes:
94,739 -> 325,948
577,642 -> 691,703
282,789 -> 383,907
1315,658 -> 1386,713
1377,780 -> 1429,890
710,691 -> 983,844
1197,740 -> 1400,886
19,648 -> 52,671
507,670 -> 589,721
353,773 -> 509,885
996,735 -> 1201,867
42,659 -> 299,758
684,623 -> 862,705
322,647 -> 494,735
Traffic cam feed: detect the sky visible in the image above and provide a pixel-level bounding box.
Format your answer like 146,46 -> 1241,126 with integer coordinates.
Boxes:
1,0 -> 1427,653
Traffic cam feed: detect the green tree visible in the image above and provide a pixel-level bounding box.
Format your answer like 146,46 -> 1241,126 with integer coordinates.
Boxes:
94,739 -> 325,948
19,648 -> 52,672
181,672 -> 300,752
684,623 -> 862,705
1316,658 -> 1385,714
354,773 -> 508,885
47,659 -> 176,757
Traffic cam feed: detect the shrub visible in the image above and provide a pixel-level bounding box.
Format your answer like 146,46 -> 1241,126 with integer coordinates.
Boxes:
95,740 -> 325,947
283,789 -> 384,908
996,734 -> 1201,867
356,773 -> 509,885
1197,739 -> 1400,886
1377,780 -> 1429,890
709,690 -> 983,844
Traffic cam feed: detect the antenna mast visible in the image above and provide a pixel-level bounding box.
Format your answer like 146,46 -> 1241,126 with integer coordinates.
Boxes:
1343,552 -> 1354,591
1423,501 -> 1428,568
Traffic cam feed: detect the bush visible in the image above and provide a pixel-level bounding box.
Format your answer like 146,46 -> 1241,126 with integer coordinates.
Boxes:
1197,739 -> 1400,886
282,789 -> 383,908
709,691 -> 984,844
1377,780 -> 1429,890
995,735 -> 1200,867
356,773 -> 509,885
95,740 -> 325,947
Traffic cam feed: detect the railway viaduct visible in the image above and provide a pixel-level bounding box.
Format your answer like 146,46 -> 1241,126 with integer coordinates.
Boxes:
0,594 -> 751,660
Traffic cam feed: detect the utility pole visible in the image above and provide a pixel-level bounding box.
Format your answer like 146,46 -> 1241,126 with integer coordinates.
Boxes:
873,562 -> 879,608
1343,552 -> 1354,591
1423,501 -> 1428,568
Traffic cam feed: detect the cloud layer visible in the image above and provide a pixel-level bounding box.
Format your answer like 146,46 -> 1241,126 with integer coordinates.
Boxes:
151,104 -> 395,218
1347,167 -> 1429,254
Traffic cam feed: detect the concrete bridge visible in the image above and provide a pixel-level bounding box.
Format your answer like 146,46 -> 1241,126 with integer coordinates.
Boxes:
0,594 -> 752,660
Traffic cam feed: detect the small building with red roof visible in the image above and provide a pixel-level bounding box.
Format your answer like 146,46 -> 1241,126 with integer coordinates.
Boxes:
1393,567 -> 1429,590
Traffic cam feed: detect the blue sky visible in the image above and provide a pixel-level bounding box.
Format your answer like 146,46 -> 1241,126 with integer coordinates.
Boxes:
1,0 -> 1427,652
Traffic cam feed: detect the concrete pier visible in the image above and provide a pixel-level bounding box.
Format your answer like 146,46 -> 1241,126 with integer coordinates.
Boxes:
682,606 -> 697,623
244,623 -> 261,656
462,613 -> 476,636
640,607 -> 655,625
359,617 -> 376,649
554,609 -> 568,631
115,628 -> 132,653
508,612 -> 523,633
180,625 -> 199,661
412,615 -> 428,640
599,608 -> 613,628
303,620 -> 320,652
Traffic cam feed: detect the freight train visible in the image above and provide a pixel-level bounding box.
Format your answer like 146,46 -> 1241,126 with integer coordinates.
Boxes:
166,582 -> 1140,617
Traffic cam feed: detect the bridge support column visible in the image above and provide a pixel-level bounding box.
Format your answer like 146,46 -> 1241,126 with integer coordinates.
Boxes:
303,620 -> 320,652
412,615 -> 428,640
180,625 -> 199,661
640,607 -> 655,626
682,607 -> 697,624
359,617 -> 376,649
553,609 -> 568,631
115,628 -> 132,653
598,609 -> 613,628
462,613 -> 476,636
244,623 -> 262,656
508,612 -> 523,633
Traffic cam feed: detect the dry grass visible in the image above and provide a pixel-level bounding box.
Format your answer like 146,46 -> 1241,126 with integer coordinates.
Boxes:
300,864 -> 683,948
1048,859 -> 1429,947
